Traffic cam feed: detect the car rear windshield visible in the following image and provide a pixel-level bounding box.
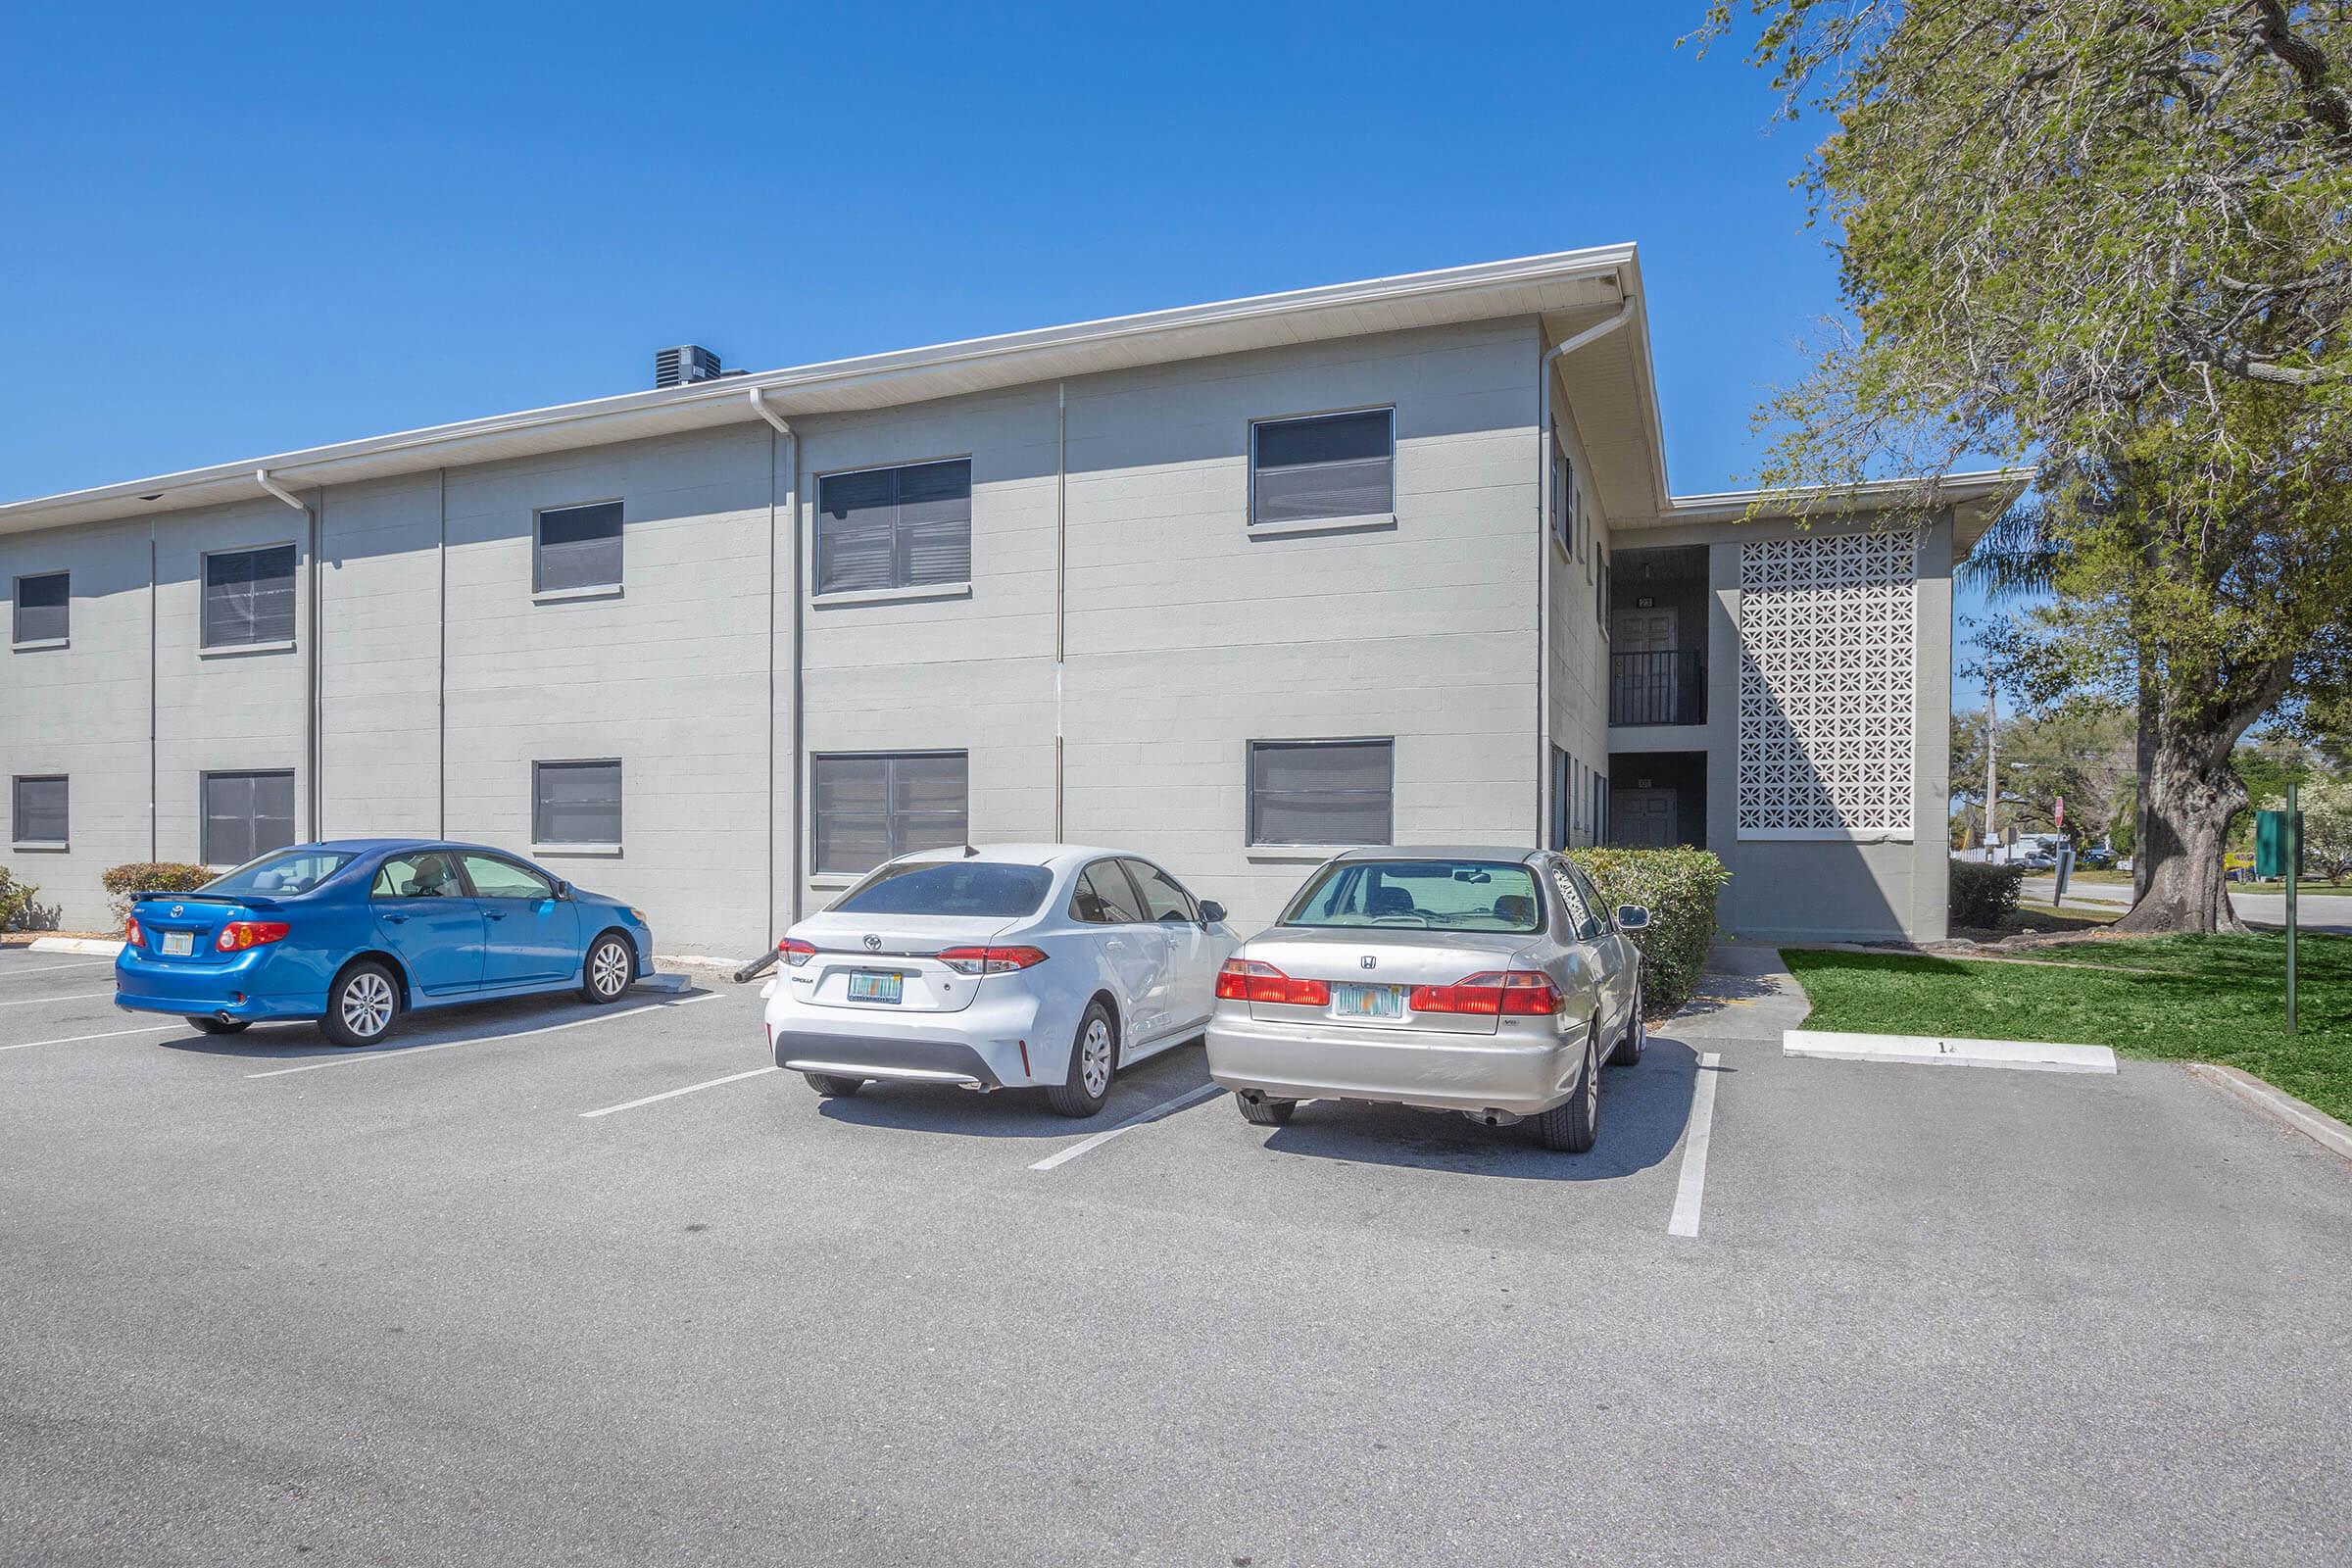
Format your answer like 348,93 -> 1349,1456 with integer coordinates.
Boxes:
199,850 -> 359,898
1278,859 -> 1544,933
831,860 -> 1054,918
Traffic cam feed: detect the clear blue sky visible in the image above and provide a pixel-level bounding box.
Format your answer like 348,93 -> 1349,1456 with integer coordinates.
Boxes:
0,0 -> 2003,682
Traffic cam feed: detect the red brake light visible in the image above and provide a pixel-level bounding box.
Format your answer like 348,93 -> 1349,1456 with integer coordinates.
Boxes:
937,946 -> 1049,975
125,914 -> 144,949
214,920 -> 291,954
1408,970 -> 1561,1016
1215,958 -> 1330,1006
777,937 -> 817,967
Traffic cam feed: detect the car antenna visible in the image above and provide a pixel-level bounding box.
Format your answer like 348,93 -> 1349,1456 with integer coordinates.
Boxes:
962,844 -> 979,858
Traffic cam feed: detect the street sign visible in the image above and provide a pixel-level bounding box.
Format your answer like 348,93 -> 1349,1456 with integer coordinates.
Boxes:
2255,808 -> 2303,880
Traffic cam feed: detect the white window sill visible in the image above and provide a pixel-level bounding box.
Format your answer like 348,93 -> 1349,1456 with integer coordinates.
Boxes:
810,582 -> 973,610
533,583 -> 623,605
808,874 -> 858,890
531,842 -> 623,858
1245,846 -> 1360,863
200,639 -> 297,659
11,841 -> 68,853
1248,514 -> 1396,540
11,637 -> 68,653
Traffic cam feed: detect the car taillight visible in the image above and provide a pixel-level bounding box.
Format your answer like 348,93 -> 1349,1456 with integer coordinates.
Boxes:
214,921 -> 291,954
125,914 -> 144,949
1408,970 -> 1562,1016
1214,958 -> 1331,1006
937,946 -> 1049,975
777,937 -> 817,967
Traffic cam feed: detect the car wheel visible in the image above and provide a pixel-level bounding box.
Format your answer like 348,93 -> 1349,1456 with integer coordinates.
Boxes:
1607,978 -> 1645,1066
804,1072 -> 864,1098
580,931 -> 635,1004
1235,1091 -> 1295,1127
319,961 -> 401,1048
1535,1028 -> 1599,1152
1045,1001 -> 1117,1118
185,1015 -> 249,1036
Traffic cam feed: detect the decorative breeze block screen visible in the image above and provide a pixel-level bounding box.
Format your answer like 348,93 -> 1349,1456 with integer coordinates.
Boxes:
1737,529 -> 1918,838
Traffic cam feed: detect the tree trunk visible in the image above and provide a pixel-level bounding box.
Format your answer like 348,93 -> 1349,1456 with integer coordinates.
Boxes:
2114,729 -> 2247,934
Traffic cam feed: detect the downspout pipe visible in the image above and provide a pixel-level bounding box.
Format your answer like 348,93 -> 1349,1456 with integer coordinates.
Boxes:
750,390 -> 802,927
1535,295 -> 1635,850
257,468 -> 321,843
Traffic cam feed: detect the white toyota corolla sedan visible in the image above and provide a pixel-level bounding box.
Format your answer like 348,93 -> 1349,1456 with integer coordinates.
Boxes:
761,845 -> 1237,1117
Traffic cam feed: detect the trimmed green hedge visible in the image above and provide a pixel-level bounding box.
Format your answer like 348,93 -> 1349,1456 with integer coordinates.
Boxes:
103,861 -> 214,923
1567,846 -> 1731,1015
1949,860 -> 2027,929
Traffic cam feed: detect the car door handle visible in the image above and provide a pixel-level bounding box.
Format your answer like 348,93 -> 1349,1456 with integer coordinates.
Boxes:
382,913 -> 407,925
484,910 -> 508,921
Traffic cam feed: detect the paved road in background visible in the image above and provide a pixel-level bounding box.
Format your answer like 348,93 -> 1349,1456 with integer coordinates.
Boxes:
2016,875 -> 2352,933
3,946 -> 2349,1565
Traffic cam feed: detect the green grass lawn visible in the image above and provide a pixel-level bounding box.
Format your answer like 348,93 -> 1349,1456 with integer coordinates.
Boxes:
1782,933 -> 2352,1123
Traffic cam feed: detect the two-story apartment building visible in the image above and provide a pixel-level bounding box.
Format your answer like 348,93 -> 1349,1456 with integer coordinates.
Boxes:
0,246 -> 2017,954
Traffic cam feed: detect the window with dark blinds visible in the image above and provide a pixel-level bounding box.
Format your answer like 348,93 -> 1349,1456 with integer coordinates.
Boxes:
202,771 -> 296,865
536,502 -> 623,592
534,760 -> 623,846
809,752 -> 968,874
816,461 -> 972,594
203,546 -> 297,648
1250,410 -> 1395,525
12,776 -> 66,845
1247,739 -> 1395,847
14,572 -> 68,645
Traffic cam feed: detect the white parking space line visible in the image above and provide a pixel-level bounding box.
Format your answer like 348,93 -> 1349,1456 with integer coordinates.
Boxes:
579,1064 -> 779,1119
1028,1081 -> 1225,1172
0,991 -> 113,1007
1668,1052 -> 1723,1239
0,959 -> 115,976
245,992 -> 723,1079
1,1023 -> 182,1054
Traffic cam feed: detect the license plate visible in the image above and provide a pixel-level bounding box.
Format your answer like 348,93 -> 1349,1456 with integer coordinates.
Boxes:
1330,983 -> 1403,1019
161,931 -> 194,956
847,971 -> 904,1004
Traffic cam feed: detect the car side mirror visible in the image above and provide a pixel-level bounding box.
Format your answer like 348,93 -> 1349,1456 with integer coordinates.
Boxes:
553,880 -> 572,901
1617,905 -> 1650,931
1199,900 -> 1227,924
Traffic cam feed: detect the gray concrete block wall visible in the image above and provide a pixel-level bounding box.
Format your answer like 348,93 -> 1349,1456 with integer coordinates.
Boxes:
319,472 -> 444,840
1545,394 -> 1613,846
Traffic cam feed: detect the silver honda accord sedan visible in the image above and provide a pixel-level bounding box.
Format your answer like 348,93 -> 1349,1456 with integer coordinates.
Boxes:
1204,846 -> 1648,1152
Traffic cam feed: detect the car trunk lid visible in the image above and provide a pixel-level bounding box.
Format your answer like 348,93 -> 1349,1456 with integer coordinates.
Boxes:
130,893 -> 280,967
1239,927 -> 1541,1036
784,912 -> 1023,1015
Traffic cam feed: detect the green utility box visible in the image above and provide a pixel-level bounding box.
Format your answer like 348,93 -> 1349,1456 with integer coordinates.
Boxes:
2255,809 -> 2304,880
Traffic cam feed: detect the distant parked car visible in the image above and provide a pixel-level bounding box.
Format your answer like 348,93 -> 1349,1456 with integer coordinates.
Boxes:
1204,847 -> 1646,1152
763,845 -> 1236,1118
116,841 -> 653,1046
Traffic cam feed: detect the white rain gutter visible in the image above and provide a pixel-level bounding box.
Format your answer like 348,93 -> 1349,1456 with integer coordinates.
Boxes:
258,468 -> 322,841
1535,295 -> 1635,848
750,390 -> 803,930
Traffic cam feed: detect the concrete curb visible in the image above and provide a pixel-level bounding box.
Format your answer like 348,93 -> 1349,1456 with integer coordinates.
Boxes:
26,936 -> 125,956
2184,1063 -> 2352,1165
1784,1028 -> 2117,1075
656,953 -> 758,972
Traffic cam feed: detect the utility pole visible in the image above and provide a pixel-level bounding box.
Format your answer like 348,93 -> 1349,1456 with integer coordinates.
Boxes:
1984,667 -> 1999,862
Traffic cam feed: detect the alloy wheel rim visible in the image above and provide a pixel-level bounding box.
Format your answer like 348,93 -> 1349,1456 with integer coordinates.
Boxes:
343,972 -> 394,1037
1081,1019 -> 1111,1097
592,942 -> 628,997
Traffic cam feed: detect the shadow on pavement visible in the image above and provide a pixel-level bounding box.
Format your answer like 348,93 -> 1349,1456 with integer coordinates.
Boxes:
154,983 -> 713,1061
808,1042 -> 1212,1141
1249,1039 -> 1709,1183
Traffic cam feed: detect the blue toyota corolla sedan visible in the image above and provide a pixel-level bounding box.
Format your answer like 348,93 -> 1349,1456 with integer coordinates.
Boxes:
115,840 -> 655,1046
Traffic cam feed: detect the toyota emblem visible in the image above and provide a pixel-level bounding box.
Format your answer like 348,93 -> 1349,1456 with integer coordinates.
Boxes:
1360,955 -> 1376,970
862,935 -> 883,953
170,905 -> 183,918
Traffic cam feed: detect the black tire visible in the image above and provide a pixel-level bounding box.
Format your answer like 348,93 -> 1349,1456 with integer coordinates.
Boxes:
318,960 -> 402,1048
185,1015 -> 248,1036
580,931 -> 635,1004
1606,977 -> 1645,1066
804,1072 -> 864,1098
1235,1092 -> 1296,1127
1045,1000 -> 1117,1118
1535,1031 -> 1598,1152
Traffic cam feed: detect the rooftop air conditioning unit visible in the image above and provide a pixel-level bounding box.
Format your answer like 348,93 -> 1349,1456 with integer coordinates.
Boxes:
655,345 -> 722,388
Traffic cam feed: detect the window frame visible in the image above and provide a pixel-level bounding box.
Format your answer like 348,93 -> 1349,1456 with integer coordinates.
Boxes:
811,456 -> 975,600
199,768 -> 297,867
1549,440 -> 1572,557
13,570 -> 70,648
532,499 -> 625,598
12,773 -> 68,848
808,749 -> 971,877
200,542 -> 299,652
1068,858 -> 1151,926
461,852 -> 559,901
1120,858 -> 1201,924
1245,736 -> 1396,849
1247,406 -> 1397,529
532,759 -> 625,852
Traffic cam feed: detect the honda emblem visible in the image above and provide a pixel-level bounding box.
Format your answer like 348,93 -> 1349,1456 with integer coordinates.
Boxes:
1360,955 -> 1376,970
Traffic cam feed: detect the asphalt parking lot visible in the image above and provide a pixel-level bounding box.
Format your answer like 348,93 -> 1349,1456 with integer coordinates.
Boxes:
4,944 -> 2350,1566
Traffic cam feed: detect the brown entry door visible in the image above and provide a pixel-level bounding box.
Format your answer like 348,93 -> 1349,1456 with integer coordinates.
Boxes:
1610,788 -> 1678,848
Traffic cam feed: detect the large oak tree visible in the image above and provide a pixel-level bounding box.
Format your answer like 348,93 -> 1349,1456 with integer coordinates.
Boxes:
1700,0 -> 2352,930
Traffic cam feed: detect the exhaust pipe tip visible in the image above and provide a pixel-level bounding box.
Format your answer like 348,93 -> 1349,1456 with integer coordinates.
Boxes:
216,1011 -> 238,1025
